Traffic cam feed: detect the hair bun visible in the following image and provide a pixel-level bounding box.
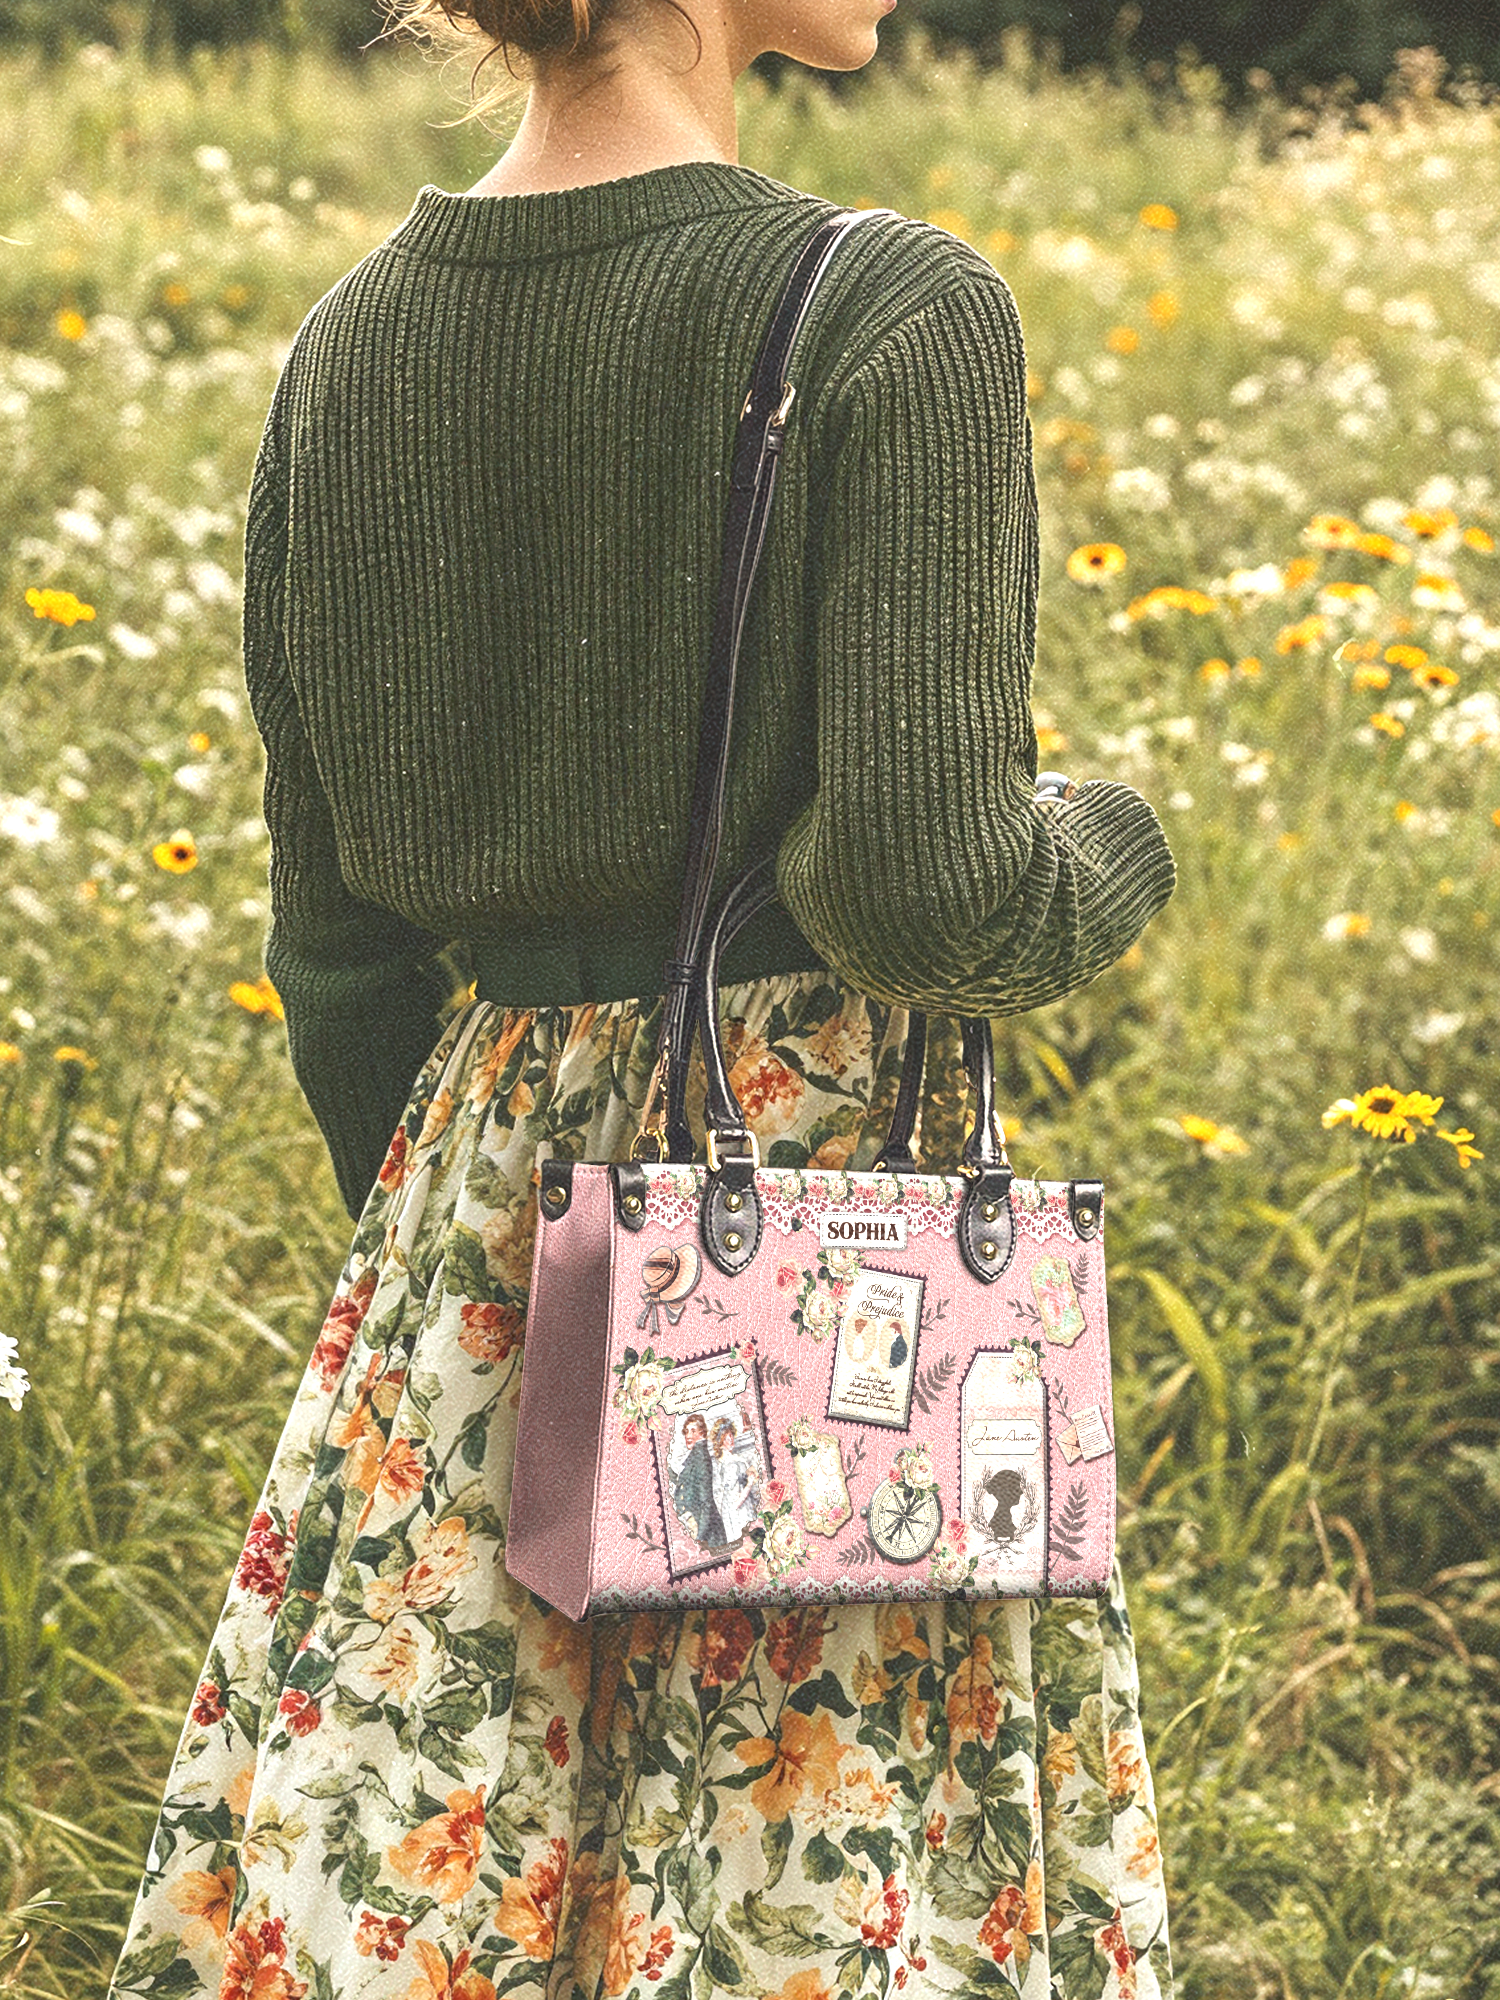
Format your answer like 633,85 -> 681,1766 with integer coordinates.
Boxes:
393,0 -> 604,61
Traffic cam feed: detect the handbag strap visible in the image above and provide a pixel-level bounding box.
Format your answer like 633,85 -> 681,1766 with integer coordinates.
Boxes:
650,204 -> 896,1162
640,202 -> 1007,1179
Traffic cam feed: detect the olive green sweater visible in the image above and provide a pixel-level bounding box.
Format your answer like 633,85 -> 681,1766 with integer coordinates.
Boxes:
245,161 -> 1175,1217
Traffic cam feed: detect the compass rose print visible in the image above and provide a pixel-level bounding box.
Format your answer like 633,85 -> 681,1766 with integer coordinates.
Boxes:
863,1470 -> 943,1563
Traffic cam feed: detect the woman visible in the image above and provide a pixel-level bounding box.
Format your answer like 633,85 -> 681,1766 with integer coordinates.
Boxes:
709,1415 -> 760,1545
109,1 -> 1178,1994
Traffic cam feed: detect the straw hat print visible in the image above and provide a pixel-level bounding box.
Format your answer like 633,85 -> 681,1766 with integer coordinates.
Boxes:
638,1242 -> 701,1335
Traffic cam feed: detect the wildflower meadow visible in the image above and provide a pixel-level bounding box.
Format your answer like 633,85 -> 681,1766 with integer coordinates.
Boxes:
0,32 -> 1497,1999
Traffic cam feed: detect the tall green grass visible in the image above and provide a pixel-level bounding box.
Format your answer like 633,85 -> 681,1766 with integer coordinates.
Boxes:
0,32 -> 1497,1996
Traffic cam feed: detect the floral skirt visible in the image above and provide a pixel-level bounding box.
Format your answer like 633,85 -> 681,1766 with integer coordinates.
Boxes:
109,973 -> 1173,2000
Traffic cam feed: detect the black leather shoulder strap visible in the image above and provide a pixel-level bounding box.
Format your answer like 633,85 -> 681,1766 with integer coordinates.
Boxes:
651,204 -> 1009,1182
658,205 -> 897,1162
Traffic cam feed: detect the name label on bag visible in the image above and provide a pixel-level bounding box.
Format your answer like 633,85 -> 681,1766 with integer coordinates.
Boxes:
818,1211 -> 907,1249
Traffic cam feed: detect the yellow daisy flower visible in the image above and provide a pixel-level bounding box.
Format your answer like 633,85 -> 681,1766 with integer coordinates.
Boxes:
1317,580 -> 1379,610
1356,532 -> 1411,564
1411,573 -> 1464,611
1126,584 -> 1216,620
1436,1128 -> 1483,1168
1066,542 -> 1127,584
925,209 -> 972,242
229,974 -> 284,1022
26,586 -> 96,627
1326,1085 -> 1443,1143
1304,515 -> 1362,550
1274,615 -> 1329,653
1403,507 -> 1457,538
1178,1115 -> 1250,1157
1357,1090 -> 1419,1141
1146,290 -> 1179,328
152,830 -> 198,873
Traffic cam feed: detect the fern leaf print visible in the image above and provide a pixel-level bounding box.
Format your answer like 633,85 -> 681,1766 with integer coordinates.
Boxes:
1050,1478 -> 1089,1563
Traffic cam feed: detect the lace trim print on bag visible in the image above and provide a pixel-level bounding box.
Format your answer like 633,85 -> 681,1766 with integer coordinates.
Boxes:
637,1164 -> 1082,1248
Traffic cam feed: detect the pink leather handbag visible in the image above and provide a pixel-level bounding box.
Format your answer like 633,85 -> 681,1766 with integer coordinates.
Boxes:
505,210 -> 1116,1620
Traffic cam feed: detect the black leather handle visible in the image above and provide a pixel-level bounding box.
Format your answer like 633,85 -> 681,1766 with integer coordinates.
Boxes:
960,1016 -> 1007,1174
656,206 -> 898,1162
695,858 -> 779,1142
692,858 -> 1008,1177
874,1010 -> 926,1174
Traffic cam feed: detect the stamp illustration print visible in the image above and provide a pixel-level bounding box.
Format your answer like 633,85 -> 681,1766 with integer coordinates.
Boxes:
825,1264 -> 924,1430
651,1348 -> 774,1582
960,1348 -> 1049,1592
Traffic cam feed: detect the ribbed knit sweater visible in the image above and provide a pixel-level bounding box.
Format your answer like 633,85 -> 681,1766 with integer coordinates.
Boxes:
245,161 -> 1176,1217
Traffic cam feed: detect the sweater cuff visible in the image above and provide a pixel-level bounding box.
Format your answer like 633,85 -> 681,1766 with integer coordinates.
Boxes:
267,941 -> 456,1221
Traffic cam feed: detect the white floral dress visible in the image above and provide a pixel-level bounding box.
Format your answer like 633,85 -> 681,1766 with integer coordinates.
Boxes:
109,973 -> 1173,2000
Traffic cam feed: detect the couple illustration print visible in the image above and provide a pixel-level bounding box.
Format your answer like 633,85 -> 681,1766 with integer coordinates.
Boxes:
669,1410 -> 760,1547
654,1349 -> 771,1579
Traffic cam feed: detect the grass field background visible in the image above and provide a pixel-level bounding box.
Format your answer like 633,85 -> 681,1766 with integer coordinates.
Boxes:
0,32 -> 1497,1997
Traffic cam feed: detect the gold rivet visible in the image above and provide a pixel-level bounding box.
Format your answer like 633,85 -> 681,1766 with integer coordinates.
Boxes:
724,1230 -> 742,1252
544,1184 -> 565,1205
980,1239 -> 997,1260
1079,1207 -> 1095,1226
624,1194 -> 642,1213
726,1191 -> 743,1211
982,1201 -> 998,1221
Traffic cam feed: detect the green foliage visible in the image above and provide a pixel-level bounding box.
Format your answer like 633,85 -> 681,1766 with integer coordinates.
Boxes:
4,0 -> 1499,93
878,0 -> 1500,94
0,34 -> 1498,1998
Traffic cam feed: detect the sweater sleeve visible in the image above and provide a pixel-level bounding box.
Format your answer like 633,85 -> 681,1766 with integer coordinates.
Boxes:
776,265 -> 1176,1016
244,381 -> 457,1220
